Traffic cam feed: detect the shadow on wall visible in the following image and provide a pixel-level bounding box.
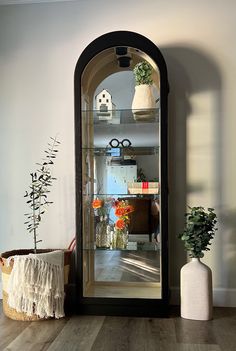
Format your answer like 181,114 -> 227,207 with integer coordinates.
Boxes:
219,209 -> 236,294
160,45 -> 222,298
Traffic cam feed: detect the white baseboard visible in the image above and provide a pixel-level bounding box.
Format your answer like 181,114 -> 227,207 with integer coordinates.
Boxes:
213,288 -> 236,307
170,286 -> 236,307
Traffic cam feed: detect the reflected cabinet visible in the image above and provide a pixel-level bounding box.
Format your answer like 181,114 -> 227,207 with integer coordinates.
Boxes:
74,31 -> 169,316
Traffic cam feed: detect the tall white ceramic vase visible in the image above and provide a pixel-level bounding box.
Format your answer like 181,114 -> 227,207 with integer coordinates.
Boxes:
131,84 -> 156,120
180,258 -> 213,320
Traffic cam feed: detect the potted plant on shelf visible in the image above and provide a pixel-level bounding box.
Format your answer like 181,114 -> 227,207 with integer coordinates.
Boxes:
178,206 -> 218,321
131,60 -> 156,120
0,137 -> 71,321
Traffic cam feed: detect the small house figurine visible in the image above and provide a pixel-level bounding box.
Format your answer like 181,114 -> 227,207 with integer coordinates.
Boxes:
95,89 -> 116,120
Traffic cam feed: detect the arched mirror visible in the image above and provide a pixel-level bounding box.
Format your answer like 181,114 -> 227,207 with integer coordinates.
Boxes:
74,31 -> 169,316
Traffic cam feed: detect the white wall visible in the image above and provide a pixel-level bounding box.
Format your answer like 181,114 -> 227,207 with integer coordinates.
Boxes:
0,0 -> 236,306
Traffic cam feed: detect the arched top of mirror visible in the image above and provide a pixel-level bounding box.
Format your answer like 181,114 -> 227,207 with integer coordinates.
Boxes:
74,31 -> 168,109
81,47 -> 160,100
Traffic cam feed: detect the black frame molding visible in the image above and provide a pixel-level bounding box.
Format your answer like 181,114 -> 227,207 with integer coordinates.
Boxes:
74,30 -> 169,317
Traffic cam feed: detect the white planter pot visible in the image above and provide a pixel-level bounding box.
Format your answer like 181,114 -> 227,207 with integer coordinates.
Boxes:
131,84 -> 156,120
180,258 -> 213,320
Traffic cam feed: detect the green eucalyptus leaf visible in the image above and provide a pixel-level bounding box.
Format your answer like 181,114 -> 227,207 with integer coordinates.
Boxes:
177,206 -> 217,258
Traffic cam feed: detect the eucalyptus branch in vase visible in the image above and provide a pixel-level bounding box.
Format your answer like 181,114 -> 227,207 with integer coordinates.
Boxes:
24,136 -> 60,253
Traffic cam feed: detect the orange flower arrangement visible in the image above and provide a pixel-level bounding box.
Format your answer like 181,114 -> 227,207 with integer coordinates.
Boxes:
92,198 -> 104,209
115,218 -> 126,230
114,207 -> 126,217
92,197 -> 113,220
113,200 -> 134,230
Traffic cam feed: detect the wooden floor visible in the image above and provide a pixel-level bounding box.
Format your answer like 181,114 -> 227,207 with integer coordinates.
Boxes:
1,301 -> 236,351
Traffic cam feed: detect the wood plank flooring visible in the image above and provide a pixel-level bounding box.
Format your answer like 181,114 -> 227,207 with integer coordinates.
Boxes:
1,302 -> 236,351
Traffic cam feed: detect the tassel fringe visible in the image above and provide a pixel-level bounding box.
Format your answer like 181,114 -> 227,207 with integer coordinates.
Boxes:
6,251 -> 64,319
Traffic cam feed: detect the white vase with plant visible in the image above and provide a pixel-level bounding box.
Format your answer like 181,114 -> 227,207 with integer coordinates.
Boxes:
178,206 -> 217,320
131,61 -> 156,120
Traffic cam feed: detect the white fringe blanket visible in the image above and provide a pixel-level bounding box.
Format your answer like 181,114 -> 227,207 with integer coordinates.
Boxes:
6,250 -> 64,319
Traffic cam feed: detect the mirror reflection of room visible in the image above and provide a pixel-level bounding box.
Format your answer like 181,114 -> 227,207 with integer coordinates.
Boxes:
90,65 -> 161,289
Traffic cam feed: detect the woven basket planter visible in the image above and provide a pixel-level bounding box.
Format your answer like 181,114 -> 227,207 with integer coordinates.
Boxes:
0,249 -> 71,321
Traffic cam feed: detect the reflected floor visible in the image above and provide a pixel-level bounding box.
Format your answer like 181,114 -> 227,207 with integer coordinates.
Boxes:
95,249 -> 160,283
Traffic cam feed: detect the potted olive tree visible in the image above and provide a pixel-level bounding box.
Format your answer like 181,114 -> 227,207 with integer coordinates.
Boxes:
24,136 -> 60,253
131,60 -> 156,120
178,206 -> 218,320
0,137 -> 71,321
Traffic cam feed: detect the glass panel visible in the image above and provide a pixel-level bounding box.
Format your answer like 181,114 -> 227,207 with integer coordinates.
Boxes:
81,55 -> 162,299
